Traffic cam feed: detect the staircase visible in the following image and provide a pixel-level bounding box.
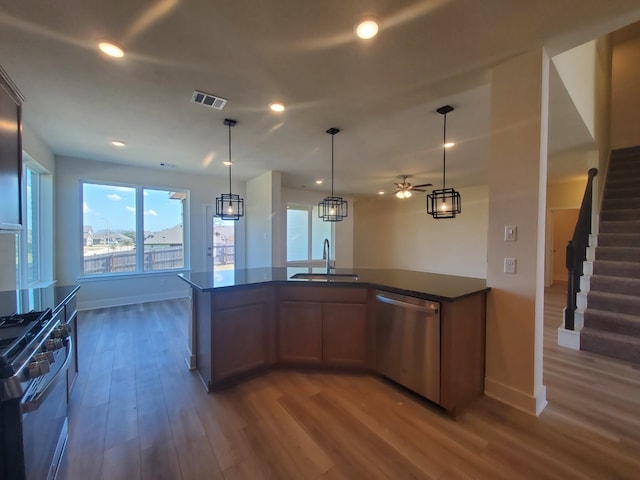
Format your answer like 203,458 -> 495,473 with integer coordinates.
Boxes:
580,146 -> 640,364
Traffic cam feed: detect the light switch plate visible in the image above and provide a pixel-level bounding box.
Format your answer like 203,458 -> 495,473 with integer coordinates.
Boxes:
504,225 -> 517,241
504,257 -> 516,274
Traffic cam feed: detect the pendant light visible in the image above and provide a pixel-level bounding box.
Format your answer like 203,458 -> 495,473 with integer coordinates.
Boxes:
215,118 -> 245,220
427,105 -> 461,219
318,127 -> 348,222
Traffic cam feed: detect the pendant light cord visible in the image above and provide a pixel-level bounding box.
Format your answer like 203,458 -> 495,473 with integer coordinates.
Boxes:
331,134 -> 335,197
442,112 -> 447,190
228,123 -> 232,197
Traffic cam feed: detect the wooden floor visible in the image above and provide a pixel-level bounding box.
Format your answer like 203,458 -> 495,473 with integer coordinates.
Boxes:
59,286 -> 640,480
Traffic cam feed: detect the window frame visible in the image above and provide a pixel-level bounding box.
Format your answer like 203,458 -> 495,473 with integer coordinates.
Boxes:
81,180 -> 189,278
19,160 -> 44,287
286,203 -> 334,268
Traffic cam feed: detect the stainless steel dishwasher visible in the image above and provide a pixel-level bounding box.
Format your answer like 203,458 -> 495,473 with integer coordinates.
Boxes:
375,290 -> 441,403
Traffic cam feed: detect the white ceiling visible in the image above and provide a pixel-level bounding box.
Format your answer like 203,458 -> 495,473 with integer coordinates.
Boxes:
1,0 -> 640,196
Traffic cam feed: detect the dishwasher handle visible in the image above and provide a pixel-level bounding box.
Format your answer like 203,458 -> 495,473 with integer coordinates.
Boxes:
376,293 -> 439,314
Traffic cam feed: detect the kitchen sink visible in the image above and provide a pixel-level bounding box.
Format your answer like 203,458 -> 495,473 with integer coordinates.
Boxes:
290,273 -> 359,281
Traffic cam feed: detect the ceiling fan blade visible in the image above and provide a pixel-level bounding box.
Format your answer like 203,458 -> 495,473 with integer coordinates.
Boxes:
412,188 -> 428,192
412,183 -> 433,188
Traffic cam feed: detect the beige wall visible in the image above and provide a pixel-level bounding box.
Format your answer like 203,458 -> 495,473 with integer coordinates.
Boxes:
611,28 -> 640,149
485,49 -> 549,416
353,185 -> 488,279
246,171 -> 282,268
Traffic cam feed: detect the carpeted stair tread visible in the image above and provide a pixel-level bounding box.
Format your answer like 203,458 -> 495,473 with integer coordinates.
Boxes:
605,176 -> 640,189
580,328 -> 640,364
586,290 -> 640,316
589,274 -> 640,296
597,233 -> 640,247
592,260 -> 640,279
583,309 -> 640,336
603,185 -> 640,199
600,220 -> 640,234
595,246 -> 640,262
600,208 -> 640,221
602,197 -> 640,210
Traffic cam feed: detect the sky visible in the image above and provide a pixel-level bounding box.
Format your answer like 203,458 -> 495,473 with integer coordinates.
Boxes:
82,184 -> 183,233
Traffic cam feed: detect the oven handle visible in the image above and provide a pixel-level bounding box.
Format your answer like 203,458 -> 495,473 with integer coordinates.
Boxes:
20,338 -> 72,414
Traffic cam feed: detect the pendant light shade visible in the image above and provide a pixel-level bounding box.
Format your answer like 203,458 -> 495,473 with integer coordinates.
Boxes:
427,105 -> 461,219
215,118 -> 245,220
318,127 -> 348,222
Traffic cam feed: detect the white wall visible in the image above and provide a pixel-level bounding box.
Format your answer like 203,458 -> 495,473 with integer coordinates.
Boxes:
246,171 -> 282,268
55,156 -> 245,310
353,186 -> 488,279
553,41 -> 597,139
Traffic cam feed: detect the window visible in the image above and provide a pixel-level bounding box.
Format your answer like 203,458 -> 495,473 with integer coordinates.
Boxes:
213,218 -> 235,271
23,167 -> 41,285
82,182 -> 187,275
286,204 -> 333,267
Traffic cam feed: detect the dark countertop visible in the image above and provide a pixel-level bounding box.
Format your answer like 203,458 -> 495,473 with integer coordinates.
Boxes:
0,284 -> 80,317
179,268 -> 488,302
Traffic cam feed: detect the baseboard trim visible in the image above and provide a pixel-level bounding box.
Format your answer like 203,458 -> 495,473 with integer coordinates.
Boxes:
78,291 -> 189,311
558,327 -> 581,350
485,377 -> 547,416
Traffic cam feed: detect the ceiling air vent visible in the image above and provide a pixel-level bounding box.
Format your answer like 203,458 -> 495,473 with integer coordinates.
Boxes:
191,90 -> 227,110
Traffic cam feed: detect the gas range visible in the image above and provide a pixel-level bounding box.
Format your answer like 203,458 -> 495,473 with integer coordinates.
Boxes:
0,309 -> 54,379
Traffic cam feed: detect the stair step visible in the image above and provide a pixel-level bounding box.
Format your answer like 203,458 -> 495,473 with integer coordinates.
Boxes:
607,168 -> 640,181
583,309 -> 640,336
592,260 -> 640,279
611,145 -> 640,159
580,328 -> 640,364
602,197 -> 640,210
589,274 -> 640,296
600,208 -> 640,221
595,246 -> 640,262
603,185 -> 640,199
597,233 -> 640,247
600,220 -> 640,234
587,291 -> 640,316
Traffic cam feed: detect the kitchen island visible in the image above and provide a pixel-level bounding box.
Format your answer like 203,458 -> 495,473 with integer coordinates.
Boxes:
179,268 -> 488,416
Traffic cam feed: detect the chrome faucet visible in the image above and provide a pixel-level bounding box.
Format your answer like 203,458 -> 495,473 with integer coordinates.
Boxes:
322,238 -> 331,274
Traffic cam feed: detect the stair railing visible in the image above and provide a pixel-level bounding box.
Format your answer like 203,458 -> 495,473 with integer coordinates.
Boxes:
564,167 -> 598,330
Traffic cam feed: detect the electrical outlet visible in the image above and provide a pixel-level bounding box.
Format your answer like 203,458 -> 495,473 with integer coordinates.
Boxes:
504,225 -> 517,241
504,257 -> 516,274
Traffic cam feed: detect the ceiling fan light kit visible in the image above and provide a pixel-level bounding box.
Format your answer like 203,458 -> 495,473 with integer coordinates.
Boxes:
394,174 -> 431,199
215,118 -> 245,220
427,105 -> 462,219
318,128 -> 348,222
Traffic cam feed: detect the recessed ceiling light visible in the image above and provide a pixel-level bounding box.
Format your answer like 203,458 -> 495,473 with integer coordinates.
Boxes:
270,103 -> 285,112
98,42 -> 125,58
378,191 -> 385,195
111,140 -> 126,147
223,161 -> 232,166
355,18 -> 379,40
315,179 -> 324,185
444,142 -> 455,148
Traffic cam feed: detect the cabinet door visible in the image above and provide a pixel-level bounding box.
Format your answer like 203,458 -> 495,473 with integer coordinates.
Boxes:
212,303 -> 268,382
65,313 -> 78,401
278,302 -> 322,365
322,303 -> 367,367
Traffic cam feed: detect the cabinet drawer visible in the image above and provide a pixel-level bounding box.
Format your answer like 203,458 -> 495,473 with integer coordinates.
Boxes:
214,286 -> 271,310
279,286 -> 367,303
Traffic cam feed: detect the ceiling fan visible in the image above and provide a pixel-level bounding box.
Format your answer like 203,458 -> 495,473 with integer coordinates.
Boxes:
393,175 -> 432,199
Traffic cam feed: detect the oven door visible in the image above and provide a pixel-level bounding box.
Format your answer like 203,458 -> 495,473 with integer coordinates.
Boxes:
21,337 -> 72,480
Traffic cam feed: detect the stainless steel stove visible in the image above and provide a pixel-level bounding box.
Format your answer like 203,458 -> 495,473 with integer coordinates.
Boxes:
0,307 -> 72,480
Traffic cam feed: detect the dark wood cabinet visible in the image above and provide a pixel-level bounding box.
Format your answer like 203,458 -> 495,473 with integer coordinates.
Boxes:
277,286 -> 368,367
278,302 -> 322,364
322,303 -> 367,367
195,286 -> 274,389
